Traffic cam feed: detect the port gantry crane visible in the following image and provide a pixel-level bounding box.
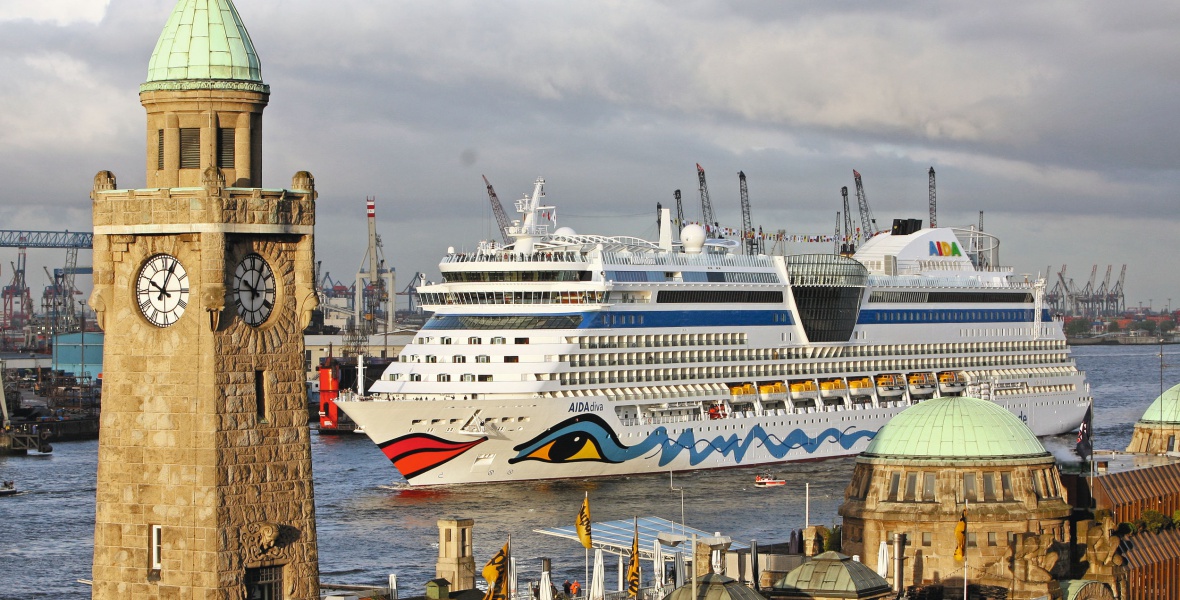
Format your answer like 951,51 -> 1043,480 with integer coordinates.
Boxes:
928,166 -> 937,228
482,175 -> 512,245
738,171 -> 758,255
673,189 -> 685,233
696,163 -> 716,236
0,230 -> 93,333
840,186 -> 855,255
851,169 -> 879,242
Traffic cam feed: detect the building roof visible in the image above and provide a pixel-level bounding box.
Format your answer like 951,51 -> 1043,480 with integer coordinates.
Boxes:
1137,383 -> 1180,424
862,396 -> 1048,460
771,552 -> 892,599
145,0 -> 262,84
662,574 -> 765,600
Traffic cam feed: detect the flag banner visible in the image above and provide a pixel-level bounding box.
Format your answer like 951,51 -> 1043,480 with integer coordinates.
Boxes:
576,494 -> 593,549
483,540 -> 511,600
626,521 -> 640,597
1076,404 -> 1093,459
953,510 -> 967,562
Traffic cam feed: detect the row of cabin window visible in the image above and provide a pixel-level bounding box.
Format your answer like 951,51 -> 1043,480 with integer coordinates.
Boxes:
158,128 -> 235,170
886,471 -> 1016,503
416,336 -> 528,345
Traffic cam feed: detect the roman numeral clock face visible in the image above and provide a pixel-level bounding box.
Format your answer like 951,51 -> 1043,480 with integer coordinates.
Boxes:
233,254 -> 276,327
136,253 -> 189,327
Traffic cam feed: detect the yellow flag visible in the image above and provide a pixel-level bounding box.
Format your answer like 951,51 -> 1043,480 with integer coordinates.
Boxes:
576,493 -> 593,549
482,540 -> 510,600
627,520 -> 640,597
953,510 -> 967,562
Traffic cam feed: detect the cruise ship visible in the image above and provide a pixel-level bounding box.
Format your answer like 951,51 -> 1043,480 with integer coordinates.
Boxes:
338,177 -> 1091,486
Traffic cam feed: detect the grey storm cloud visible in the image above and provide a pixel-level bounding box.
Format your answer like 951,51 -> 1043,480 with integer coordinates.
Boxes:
0,0 -> 1177,307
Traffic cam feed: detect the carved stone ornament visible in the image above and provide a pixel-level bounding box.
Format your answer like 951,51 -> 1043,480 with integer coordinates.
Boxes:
202,167 -> 226,197
242,522 -> 301,563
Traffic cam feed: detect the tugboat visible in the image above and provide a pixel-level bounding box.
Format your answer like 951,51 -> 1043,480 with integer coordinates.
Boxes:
754,473 -> 786,488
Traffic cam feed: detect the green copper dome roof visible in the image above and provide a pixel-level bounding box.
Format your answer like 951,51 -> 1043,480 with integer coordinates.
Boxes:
1138,383 -> 1180,424
863,396 -> 1048,460
142,0 -> 266,92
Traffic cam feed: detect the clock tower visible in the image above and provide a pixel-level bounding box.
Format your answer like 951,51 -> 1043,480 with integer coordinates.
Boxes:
89,1 -> 320,598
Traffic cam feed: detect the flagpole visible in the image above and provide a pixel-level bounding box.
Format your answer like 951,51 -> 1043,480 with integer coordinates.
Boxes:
963,498 -> 968,600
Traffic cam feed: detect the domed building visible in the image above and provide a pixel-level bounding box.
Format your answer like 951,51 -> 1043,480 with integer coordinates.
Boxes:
1126,383 -> 1180,454
838,396 -> 1073,599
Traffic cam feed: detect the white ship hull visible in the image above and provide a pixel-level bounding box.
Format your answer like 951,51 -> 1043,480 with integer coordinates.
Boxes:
337,177 -> 1092,486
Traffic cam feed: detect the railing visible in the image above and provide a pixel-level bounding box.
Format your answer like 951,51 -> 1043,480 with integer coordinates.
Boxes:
442,251 -> 584,264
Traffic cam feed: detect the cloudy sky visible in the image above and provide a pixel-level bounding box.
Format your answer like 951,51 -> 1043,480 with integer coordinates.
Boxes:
2,0 -> 1178,312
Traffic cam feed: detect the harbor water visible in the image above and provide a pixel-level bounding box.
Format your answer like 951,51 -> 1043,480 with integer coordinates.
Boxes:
1,344 -> 1175,599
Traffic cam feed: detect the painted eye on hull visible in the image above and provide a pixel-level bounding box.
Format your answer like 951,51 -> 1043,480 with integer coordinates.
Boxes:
509,414 -> 628,465
521,432 -> 607,463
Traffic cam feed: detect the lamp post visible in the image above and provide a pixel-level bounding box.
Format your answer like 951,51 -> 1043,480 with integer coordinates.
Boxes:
669,470 -> 685,539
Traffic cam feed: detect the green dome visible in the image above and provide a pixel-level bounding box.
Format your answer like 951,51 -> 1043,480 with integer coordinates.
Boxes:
863,396 -> 1048,460
1137,383 -> 1180,424
143,0 -> 264,90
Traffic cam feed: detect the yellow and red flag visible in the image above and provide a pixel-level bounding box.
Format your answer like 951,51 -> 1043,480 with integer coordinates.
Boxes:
482,539 -> 511,600
576,493 -> 593,549
626,519 -> 640,597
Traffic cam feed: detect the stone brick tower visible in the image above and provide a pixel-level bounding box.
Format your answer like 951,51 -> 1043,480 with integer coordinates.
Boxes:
89,1 -> 320,598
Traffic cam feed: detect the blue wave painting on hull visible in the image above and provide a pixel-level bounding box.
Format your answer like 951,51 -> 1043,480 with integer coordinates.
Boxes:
509,414 -> 877,466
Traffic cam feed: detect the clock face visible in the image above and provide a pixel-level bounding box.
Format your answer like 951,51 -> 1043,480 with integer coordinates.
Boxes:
136,254 -> 189,327
233,253 -> 276,327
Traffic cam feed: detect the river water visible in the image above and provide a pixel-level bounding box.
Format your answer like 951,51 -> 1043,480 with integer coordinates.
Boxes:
1,345 -> 1176,599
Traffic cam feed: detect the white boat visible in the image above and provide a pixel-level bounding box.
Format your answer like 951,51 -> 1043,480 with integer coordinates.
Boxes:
0,481 -> 17,497
338,177 -> 1092,486
754,474 -> 786,487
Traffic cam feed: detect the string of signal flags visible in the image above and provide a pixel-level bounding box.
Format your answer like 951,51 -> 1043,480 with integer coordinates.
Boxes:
481,493 -> 643,600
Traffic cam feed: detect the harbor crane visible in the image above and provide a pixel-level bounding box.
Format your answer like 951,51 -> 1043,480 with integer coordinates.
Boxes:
851,169 -> 879,240
738,171 -> 758,255
928,166 -> 937,228
482,175 -> 512,245
696,163 -> 716,235
0,230 -> 92,332
355,198 -> 395,336
673,189 -> 685,232
832,212 -> 841,255
840,186 -> 855,255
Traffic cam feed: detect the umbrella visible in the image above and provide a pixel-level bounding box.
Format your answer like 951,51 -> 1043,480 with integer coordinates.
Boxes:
540,571 -> 554,600
876,540 -> 889,578
589,549 -> 606,600
653,539 -> 665,589
674,551 -> 685,589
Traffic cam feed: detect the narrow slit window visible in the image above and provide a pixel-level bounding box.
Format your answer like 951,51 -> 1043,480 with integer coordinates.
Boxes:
179,128 -> 200,169
157,129 -> 164,170
150,524 -> 163,570
218,127 -> 234,169
255,370 -> 266,422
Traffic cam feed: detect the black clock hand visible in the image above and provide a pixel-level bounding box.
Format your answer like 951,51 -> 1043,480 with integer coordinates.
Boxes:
158,258 -> 179,301
150,280 -> 172,299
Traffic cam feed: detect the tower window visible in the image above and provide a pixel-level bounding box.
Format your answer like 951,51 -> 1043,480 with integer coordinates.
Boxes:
150,524 -> 163,570
244,565 -> 283,600
157,129 -> 164,170
254,370 -> 267,422
179,128 -> 200,169
218,128 -> 235,169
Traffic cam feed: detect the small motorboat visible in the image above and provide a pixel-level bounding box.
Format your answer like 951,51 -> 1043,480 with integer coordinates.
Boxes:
754,473 -> 786,487
0,481 -> 17,497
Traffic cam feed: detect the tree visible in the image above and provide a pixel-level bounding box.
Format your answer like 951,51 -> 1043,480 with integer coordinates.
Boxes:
1136,510 -> 1172,533
1161,319 -> 1176,334
1065,319 -> 1092,336
1107,321 -> 1121,333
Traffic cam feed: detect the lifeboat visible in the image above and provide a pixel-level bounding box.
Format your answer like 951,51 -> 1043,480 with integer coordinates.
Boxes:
819,378 -> 848,399
754,473 -> 786,487
789,380 -> 819,400
875,374 -> 906,397
907,372 -> 937,397
939,371 -> 967,394
730,383 -> 755,397
848,377 -> 874,398
759,381 -> 787,400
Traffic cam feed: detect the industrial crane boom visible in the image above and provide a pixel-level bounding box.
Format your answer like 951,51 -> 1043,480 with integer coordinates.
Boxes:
852,169 -> 878,239
738,171 -> 754,255
673,189 -> 685,232
697,163 -> 716,235
840,186 -> 855,255
928,167 -> 937,228
482,175 -> 512,245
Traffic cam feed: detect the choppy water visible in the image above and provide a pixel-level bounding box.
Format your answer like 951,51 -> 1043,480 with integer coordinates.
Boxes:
1,345 -> 1176,599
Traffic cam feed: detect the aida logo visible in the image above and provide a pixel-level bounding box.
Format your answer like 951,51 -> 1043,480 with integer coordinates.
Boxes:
929,241 -> 962,256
